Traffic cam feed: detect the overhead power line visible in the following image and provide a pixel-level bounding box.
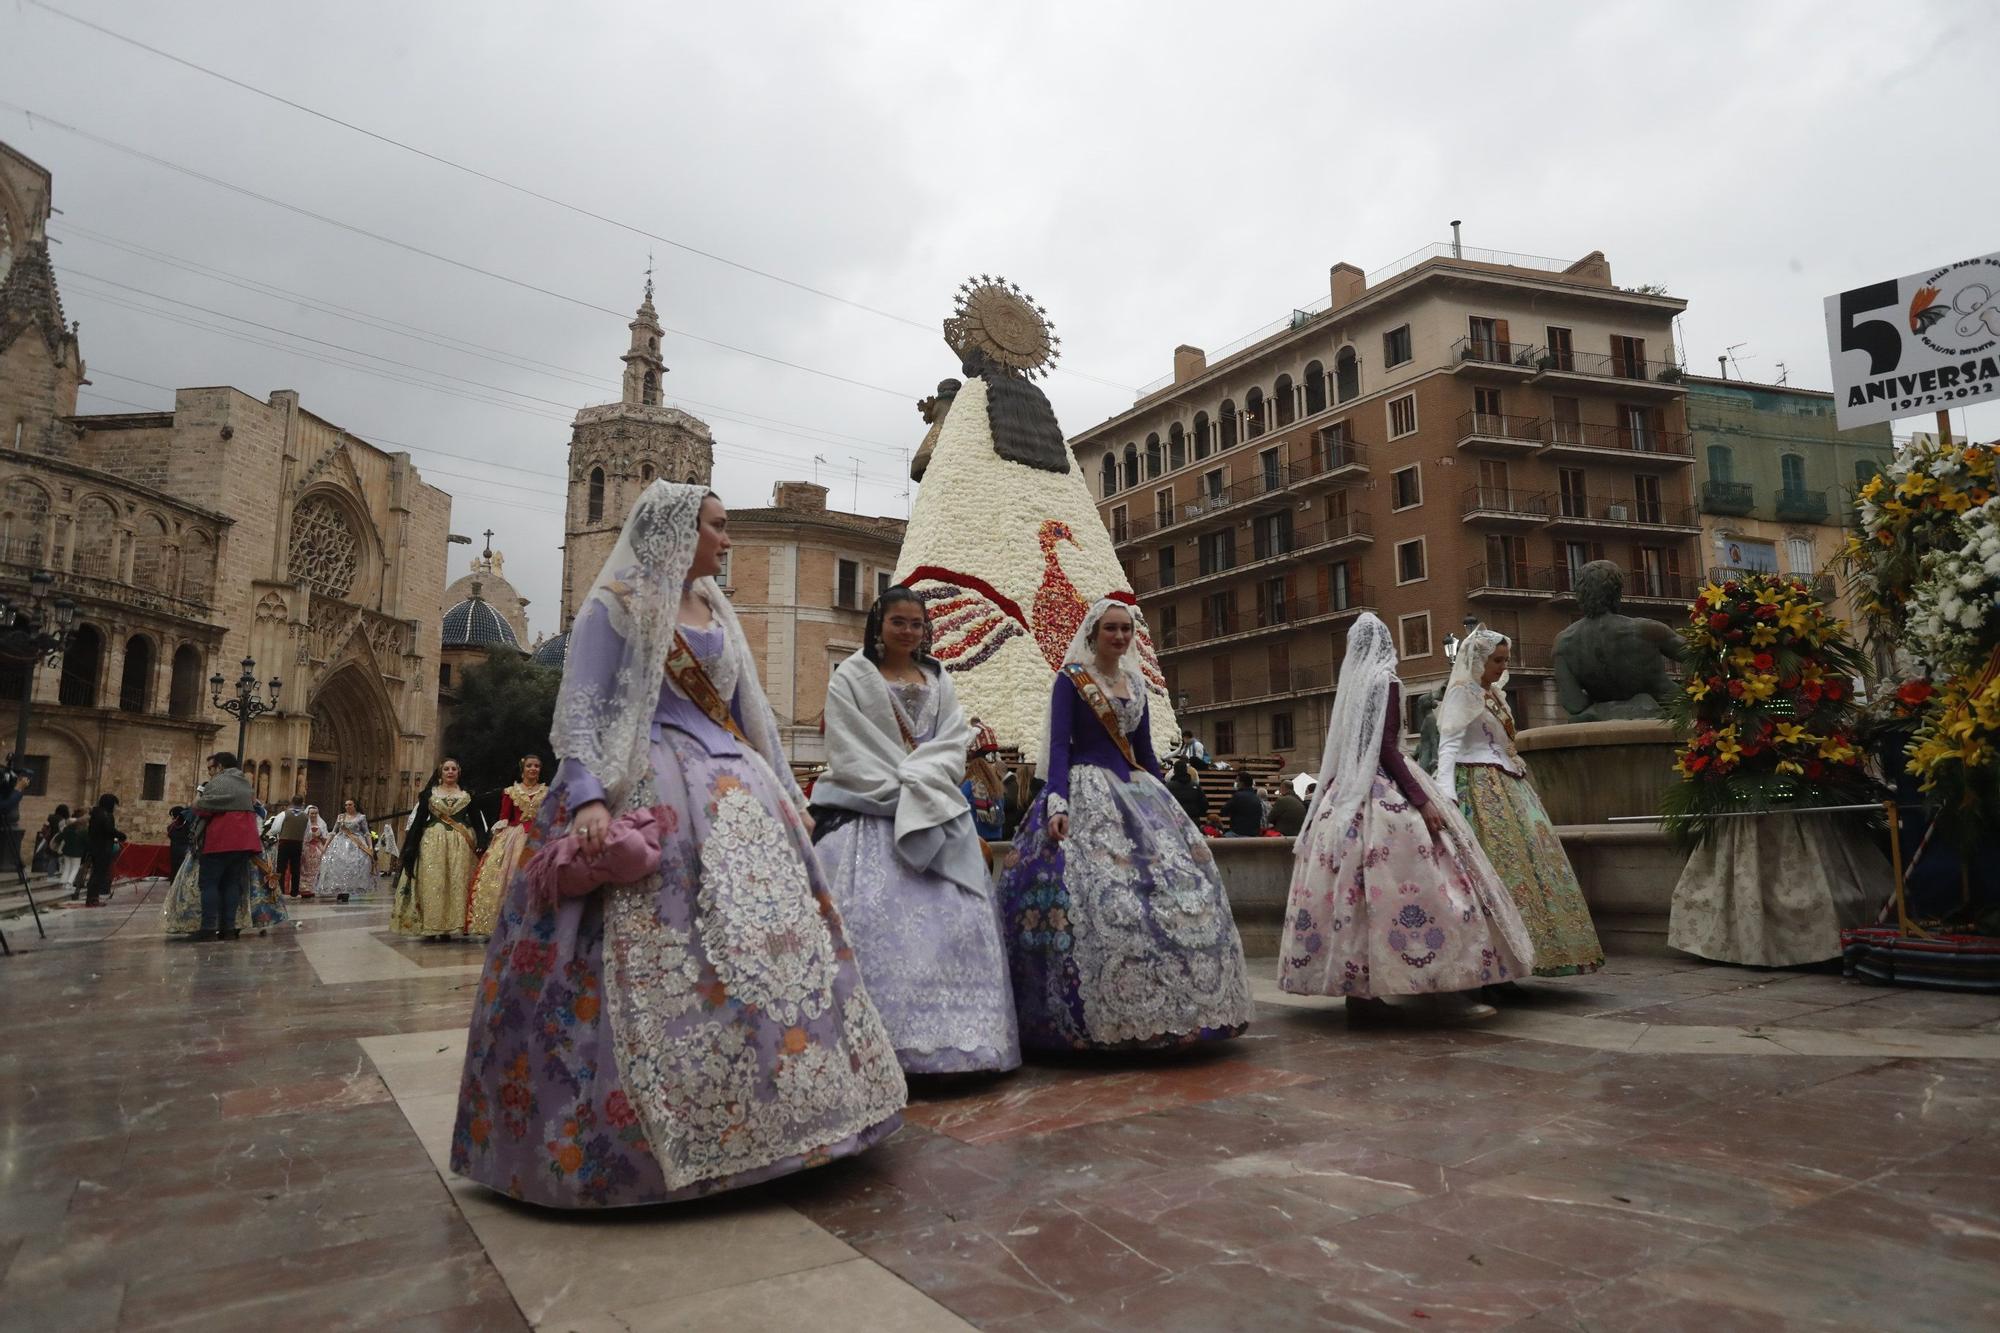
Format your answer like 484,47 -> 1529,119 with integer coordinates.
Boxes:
0,98 -> 919,402
17,0 -> 1139,393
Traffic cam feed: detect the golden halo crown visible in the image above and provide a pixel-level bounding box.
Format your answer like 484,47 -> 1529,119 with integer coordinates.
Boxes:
943,275 -> 1059,380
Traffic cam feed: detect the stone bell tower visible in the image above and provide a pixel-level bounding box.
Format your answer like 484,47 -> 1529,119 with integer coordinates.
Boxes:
557,272 -> 716,635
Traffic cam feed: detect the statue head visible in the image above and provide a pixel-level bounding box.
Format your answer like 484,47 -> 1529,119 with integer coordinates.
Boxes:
1575,560 -> 1624,617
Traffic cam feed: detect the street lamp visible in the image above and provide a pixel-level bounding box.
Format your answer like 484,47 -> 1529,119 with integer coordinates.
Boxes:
0,570 -> 79,770
1442,615 -> 1483,662
210,656 -> 282,761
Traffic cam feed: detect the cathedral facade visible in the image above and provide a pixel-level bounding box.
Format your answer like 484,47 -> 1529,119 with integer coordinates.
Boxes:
0,140 -> 452,836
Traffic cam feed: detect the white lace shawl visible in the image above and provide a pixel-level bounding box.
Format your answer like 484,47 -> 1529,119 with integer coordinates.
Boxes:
1305,612 -> 1399,833
548,481 -> 801,822
1438,629 -> 1509,738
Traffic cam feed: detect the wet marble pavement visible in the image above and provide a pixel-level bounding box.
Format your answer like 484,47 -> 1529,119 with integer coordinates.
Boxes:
3,882 -> 1997,1332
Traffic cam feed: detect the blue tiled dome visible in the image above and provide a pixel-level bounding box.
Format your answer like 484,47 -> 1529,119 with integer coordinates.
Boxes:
442,596 -> 520,650
530,631 -> 569,669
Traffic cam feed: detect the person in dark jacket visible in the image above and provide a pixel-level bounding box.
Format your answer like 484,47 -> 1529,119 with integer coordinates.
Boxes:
166,805 -> 195,876
84,793 -> 126,907
1167,762 -> 1209,826
1221,771 -> 1264,838
0,772 -> 28,874
1269,787 -> 1308,837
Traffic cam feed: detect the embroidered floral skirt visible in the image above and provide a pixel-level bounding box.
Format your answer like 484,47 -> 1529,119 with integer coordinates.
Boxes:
1000,765 -> 1253,1052
451,728 -> 906,1209
466,823 -> 529,937
1457,765 -> 1603,977
818,814 -> 1020,1074
1279,770 -> 1533,998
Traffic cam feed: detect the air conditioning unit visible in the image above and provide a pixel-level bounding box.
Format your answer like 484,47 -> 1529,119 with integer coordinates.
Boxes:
1606,503 -> 1630,521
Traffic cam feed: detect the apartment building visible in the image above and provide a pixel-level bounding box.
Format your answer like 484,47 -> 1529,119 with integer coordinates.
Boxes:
1071,243 -> 1698,772
1685,375 -> 1894,632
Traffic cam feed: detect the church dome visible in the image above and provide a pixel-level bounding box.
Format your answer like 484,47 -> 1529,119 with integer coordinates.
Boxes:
442,594 -> 521,650
529,630 -> 569,669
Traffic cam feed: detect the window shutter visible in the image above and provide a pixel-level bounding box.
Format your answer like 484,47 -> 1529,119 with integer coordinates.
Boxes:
1496,318 -> 1511,352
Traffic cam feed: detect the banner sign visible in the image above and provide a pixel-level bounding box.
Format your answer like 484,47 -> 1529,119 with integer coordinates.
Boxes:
1825,250 -> 2000,430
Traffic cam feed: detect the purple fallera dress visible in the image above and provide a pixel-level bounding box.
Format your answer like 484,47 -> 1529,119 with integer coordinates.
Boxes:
451,614 -> 906,1209
815,676 -> 1021,1074
999,670 -> 1254,1051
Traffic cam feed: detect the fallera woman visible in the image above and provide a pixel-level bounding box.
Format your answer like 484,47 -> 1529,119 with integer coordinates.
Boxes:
1434,630 -> 1604,979
465,756 -> 548,937
811,586 -> 1020,1075
1278,613 -> 1534,1022
450,483 -> 904,1209
998,598 -> 1253,1051
393,760 -> 477,942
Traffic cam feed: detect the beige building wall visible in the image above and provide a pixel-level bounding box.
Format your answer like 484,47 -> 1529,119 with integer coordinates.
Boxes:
725,482 -> 906,767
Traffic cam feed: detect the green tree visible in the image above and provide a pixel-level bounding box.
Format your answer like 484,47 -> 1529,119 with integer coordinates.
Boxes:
442,652 -> 560,797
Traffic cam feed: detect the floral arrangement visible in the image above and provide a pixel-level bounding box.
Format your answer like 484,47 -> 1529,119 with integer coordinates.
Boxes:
896,374 -> 1180,764
1842,437 -> 2000,836
1662,572 -> 1875,844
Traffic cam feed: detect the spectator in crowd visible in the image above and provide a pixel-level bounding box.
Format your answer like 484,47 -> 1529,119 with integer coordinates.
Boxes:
1222,771 -> 1265,838
0,771 -> 28,873
166,805 -> 196,876
1167,761 -> 1209,825
84,793 -> 126,908
271,796 -> 309,896
1269,783 -> 1308,837
57,807 -> 89,897
32,803 -> 69,875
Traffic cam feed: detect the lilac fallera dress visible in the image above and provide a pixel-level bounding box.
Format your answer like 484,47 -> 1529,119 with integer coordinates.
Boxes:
451,614 -> 906,1209
999,671 -> 1254,1051
816,676 -> 1021,1074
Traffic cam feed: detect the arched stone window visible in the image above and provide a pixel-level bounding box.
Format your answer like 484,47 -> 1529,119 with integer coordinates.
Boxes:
1219,400 -> 1239,450
1099,452 -> 1118,496
640,462 -> 655,484
1273,375 -> 1295,427
133,513 -> 176,593
1303,361 -> 1327,415
73,496 -> 119,579
1121,445 -> 1139,490
1335,347 -> 1359,403
1193,412 -> 1211,460
118,635 -> 154,713
1145,434 -> 1163,478
587,467 -> 606,522
0,478 -> 50,564
642,370 -> 659,406
1168,423 -> 1186,470
60,624 -> 103,707
180,530 -> 216,604
169,644 -> 203,719
287,495 -> 361,600
1244,387 -> 1266,438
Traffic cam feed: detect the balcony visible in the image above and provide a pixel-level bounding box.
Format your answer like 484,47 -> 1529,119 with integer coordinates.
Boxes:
1707,566 -> 1837,601
1501,638 -> 1553,676
1461,485 -> 1549,527
1553,564 -> 1699,609
1112,434 -> 1369,548
1465,560 -> 1559,602
1128,511 -> 1374,596
1162,583 -> 1377,657
1449,337 -> 1539,379
1176,659 -> 1338,713
1546,494 -> 1702,534
1540,419 -> 1695,464
1775,488 -> 1831,524
1700,480 -> 1756,516
1533,348 -> 1688,397
1455,410 -> 1544,455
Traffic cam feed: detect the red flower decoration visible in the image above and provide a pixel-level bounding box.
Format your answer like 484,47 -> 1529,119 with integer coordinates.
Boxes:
1897,679 -> 1934,707
1753,652 -> 1776,671
1708,613 -> 1731,630
1727,679 -> 1747,698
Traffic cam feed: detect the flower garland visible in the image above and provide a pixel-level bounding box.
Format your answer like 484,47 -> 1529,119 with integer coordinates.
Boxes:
1661,572 -> 1874,844
1842,437 -> 2000,831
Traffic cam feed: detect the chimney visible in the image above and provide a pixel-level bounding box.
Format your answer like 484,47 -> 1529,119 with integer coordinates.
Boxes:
1329,263 -> 1366,310
772,481 -> 828,513
1173,345 -> 1207,386
1450,220 -> 1463,258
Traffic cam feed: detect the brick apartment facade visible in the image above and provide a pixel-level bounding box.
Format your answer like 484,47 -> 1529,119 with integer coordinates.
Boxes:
1071,244 -> 1698,775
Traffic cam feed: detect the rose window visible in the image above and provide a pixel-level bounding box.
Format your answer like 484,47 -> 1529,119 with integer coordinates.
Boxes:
287,496 -> 360,600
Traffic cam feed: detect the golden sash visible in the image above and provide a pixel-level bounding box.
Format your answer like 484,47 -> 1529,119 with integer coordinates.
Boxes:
1062,664 -> 1140,770
431,798 -> 477,853
665,629 -> 752,745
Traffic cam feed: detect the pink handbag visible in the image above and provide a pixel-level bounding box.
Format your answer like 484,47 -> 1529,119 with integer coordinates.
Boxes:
520,805 -> 667,909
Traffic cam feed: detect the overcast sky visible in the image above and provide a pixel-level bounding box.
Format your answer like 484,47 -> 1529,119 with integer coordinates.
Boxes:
5,0 -> 1995,640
